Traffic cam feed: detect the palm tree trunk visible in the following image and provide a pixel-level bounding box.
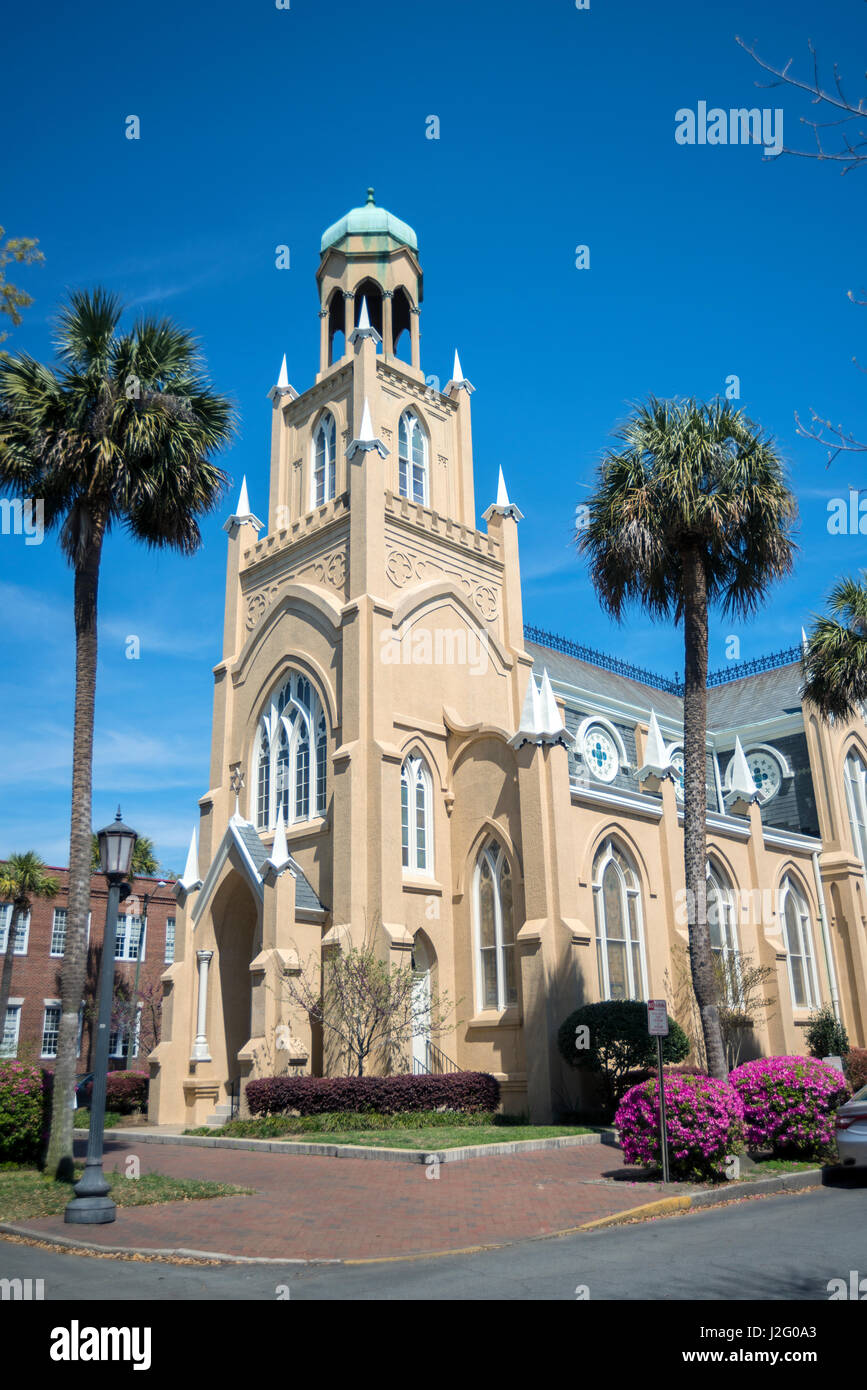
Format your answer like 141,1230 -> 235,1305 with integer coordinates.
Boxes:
0,905 -> 21,1043
45,523 -> 104,1178
681,546 -> 727,1080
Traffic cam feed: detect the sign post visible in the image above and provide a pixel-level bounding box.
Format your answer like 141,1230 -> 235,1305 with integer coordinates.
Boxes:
647,999 -> 670,1185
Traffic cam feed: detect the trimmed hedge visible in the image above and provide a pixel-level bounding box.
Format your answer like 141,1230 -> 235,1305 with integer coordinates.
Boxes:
82,1070 -> 149,1115
245,1072 -> 500,1117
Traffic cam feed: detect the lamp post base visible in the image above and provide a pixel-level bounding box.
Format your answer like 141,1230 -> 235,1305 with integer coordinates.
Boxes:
64,1195 -> 117,1225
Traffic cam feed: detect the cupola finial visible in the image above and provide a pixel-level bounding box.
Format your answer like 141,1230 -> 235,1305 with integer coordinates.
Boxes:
366,187 -> 376,205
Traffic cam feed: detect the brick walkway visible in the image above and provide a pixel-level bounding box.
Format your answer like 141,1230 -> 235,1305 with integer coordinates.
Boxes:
17,1135 -> 697,1261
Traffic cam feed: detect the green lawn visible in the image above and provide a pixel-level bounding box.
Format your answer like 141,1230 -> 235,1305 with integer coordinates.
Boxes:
73,1109 -> 127,1129
0,1164 -> 251,1222
184,1113 -> 591,1150
734,1156 -> 830,1179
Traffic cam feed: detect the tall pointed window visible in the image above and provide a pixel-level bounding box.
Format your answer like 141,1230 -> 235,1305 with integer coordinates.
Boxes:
593,839 -> 647,1000
707,861 -> 739,1002
473,840 -> 517,1011
780,876 -> 820,1011
398,410 -> 427,505
312,412 -> 337,506
253,672 -> 327,829
843,749 -> 867,872
401,755 -> 433,874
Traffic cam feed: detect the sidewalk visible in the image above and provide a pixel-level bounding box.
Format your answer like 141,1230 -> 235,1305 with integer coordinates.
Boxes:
9,1133 -> 702,1261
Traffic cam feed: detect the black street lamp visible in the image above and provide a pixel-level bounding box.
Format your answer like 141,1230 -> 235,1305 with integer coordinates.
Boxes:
65,808 -> 138,1226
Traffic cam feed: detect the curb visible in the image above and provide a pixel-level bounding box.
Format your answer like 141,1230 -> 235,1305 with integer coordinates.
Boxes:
577,1168 -> 825,1230
0,1225 -> 339,1265
105,1128 -> 603,1164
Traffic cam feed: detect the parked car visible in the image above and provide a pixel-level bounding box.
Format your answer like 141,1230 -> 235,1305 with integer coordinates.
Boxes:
73,1073 -> 94,1109
835,1082 -> 867,1168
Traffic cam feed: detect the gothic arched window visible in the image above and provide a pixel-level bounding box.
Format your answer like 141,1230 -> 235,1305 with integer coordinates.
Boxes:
843,748 -> 867,870
401,754 -> 433,874
253,672 -> 327,829
780,876 -> 820,1011
398,409 -> 427,505
707,860 -> 740,1002
593,838 -> 647,1000
473,840 -> 517,1011
312,412 -> 337,507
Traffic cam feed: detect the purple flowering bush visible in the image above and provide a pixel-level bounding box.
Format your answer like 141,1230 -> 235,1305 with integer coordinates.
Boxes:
615,1073 -> 744,1182
0,1059 -> 46,1162
729,1055 -> 850,1158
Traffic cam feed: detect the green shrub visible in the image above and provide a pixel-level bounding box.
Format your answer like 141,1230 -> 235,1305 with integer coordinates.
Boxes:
805,1004 -> 850,1060
0,1060 -> 46,1162
844,1048 -> 867,1092
557,1000 -> 689,1115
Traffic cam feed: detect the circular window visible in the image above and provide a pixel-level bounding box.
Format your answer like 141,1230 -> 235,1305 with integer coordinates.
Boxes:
583,726 -> 620,783
746,750 -> 782,803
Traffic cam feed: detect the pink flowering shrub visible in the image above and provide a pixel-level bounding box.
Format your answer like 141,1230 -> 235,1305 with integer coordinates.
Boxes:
0,1060 -> 46,1162
729,1055 -> 850,1158
615,1073 -> 744,1182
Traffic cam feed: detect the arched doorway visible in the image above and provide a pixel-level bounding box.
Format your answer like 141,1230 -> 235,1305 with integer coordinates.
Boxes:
411,930 -> 435,1073
211,874 -> 259,1102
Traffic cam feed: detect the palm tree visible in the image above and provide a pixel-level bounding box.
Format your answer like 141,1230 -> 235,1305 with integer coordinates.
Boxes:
0,852 -> 60,1041
802,577 -> 867,721
578,397 -> 797,1079
90,832 -> 159,877
0,289 -> 233,1174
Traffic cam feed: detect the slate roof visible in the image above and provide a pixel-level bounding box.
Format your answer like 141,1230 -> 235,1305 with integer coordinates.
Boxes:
233,820 -> 326,914
527,640 -> 803,732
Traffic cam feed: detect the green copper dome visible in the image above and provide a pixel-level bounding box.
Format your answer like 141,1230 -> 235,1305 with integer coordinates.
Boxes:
320,188 -> 418,254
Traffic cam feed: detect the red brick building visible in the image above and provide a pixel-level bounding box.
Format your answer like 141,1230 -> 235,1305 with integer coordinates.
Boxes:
0,867 -> 176,1071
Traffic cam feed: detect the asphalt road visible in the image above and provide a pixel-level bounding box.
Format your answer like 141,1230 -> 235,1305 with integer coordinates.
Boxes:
2,1182 -> 865,1301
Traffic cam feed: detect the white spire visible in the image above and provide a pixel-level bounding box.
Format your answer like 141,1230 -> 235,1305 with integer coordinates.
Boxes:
725,735 -> 759,813
483,467 -> 524,523
267,807 -> 291,874
446,348 -> 474,395
346,397 -> 389,459
510,669 -> 568,748
268,354 -> 298,402
181,828 -> 199,888
349,296 -> 381,347
801,626 -> 809,653
223,475 -> 264,535
637,709 -> 673,789
539,669 -> 566,738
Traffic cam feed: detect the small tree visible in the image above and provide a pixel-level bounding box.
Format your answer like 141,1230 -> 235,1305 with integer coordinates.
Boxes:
0,852 -> 60,1036
665,942 -> 776,1071
805,1003 -> 850,1060
284,930 -> 456,1078
557,1000 -> 689,1115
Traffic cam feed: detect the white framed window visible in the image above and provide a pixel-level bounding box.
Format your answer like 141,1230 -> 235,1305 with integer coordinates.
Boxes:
593,839 -> 648,1000
0,905 -> 30,955
109,1005 -> 142,1060
707,861 -> 740,1002
473,840 -> 517,1011
115,914 -> 144,962
401,755 -> 433,874
398,410 -> 428,505
1,1003 -> 21,1058
253,671 -> 327,830
311,412 -> 337,507
843,749 -> 867,871
50,908 -> 68,957
165,917 -> 176,964
779,876 -> 821,1011
41,1003 -> 61,1058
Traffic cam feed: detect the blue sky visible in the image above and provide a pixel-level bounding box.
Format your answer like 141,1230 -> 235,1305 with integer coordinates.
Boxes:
1,0 -> 865,869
